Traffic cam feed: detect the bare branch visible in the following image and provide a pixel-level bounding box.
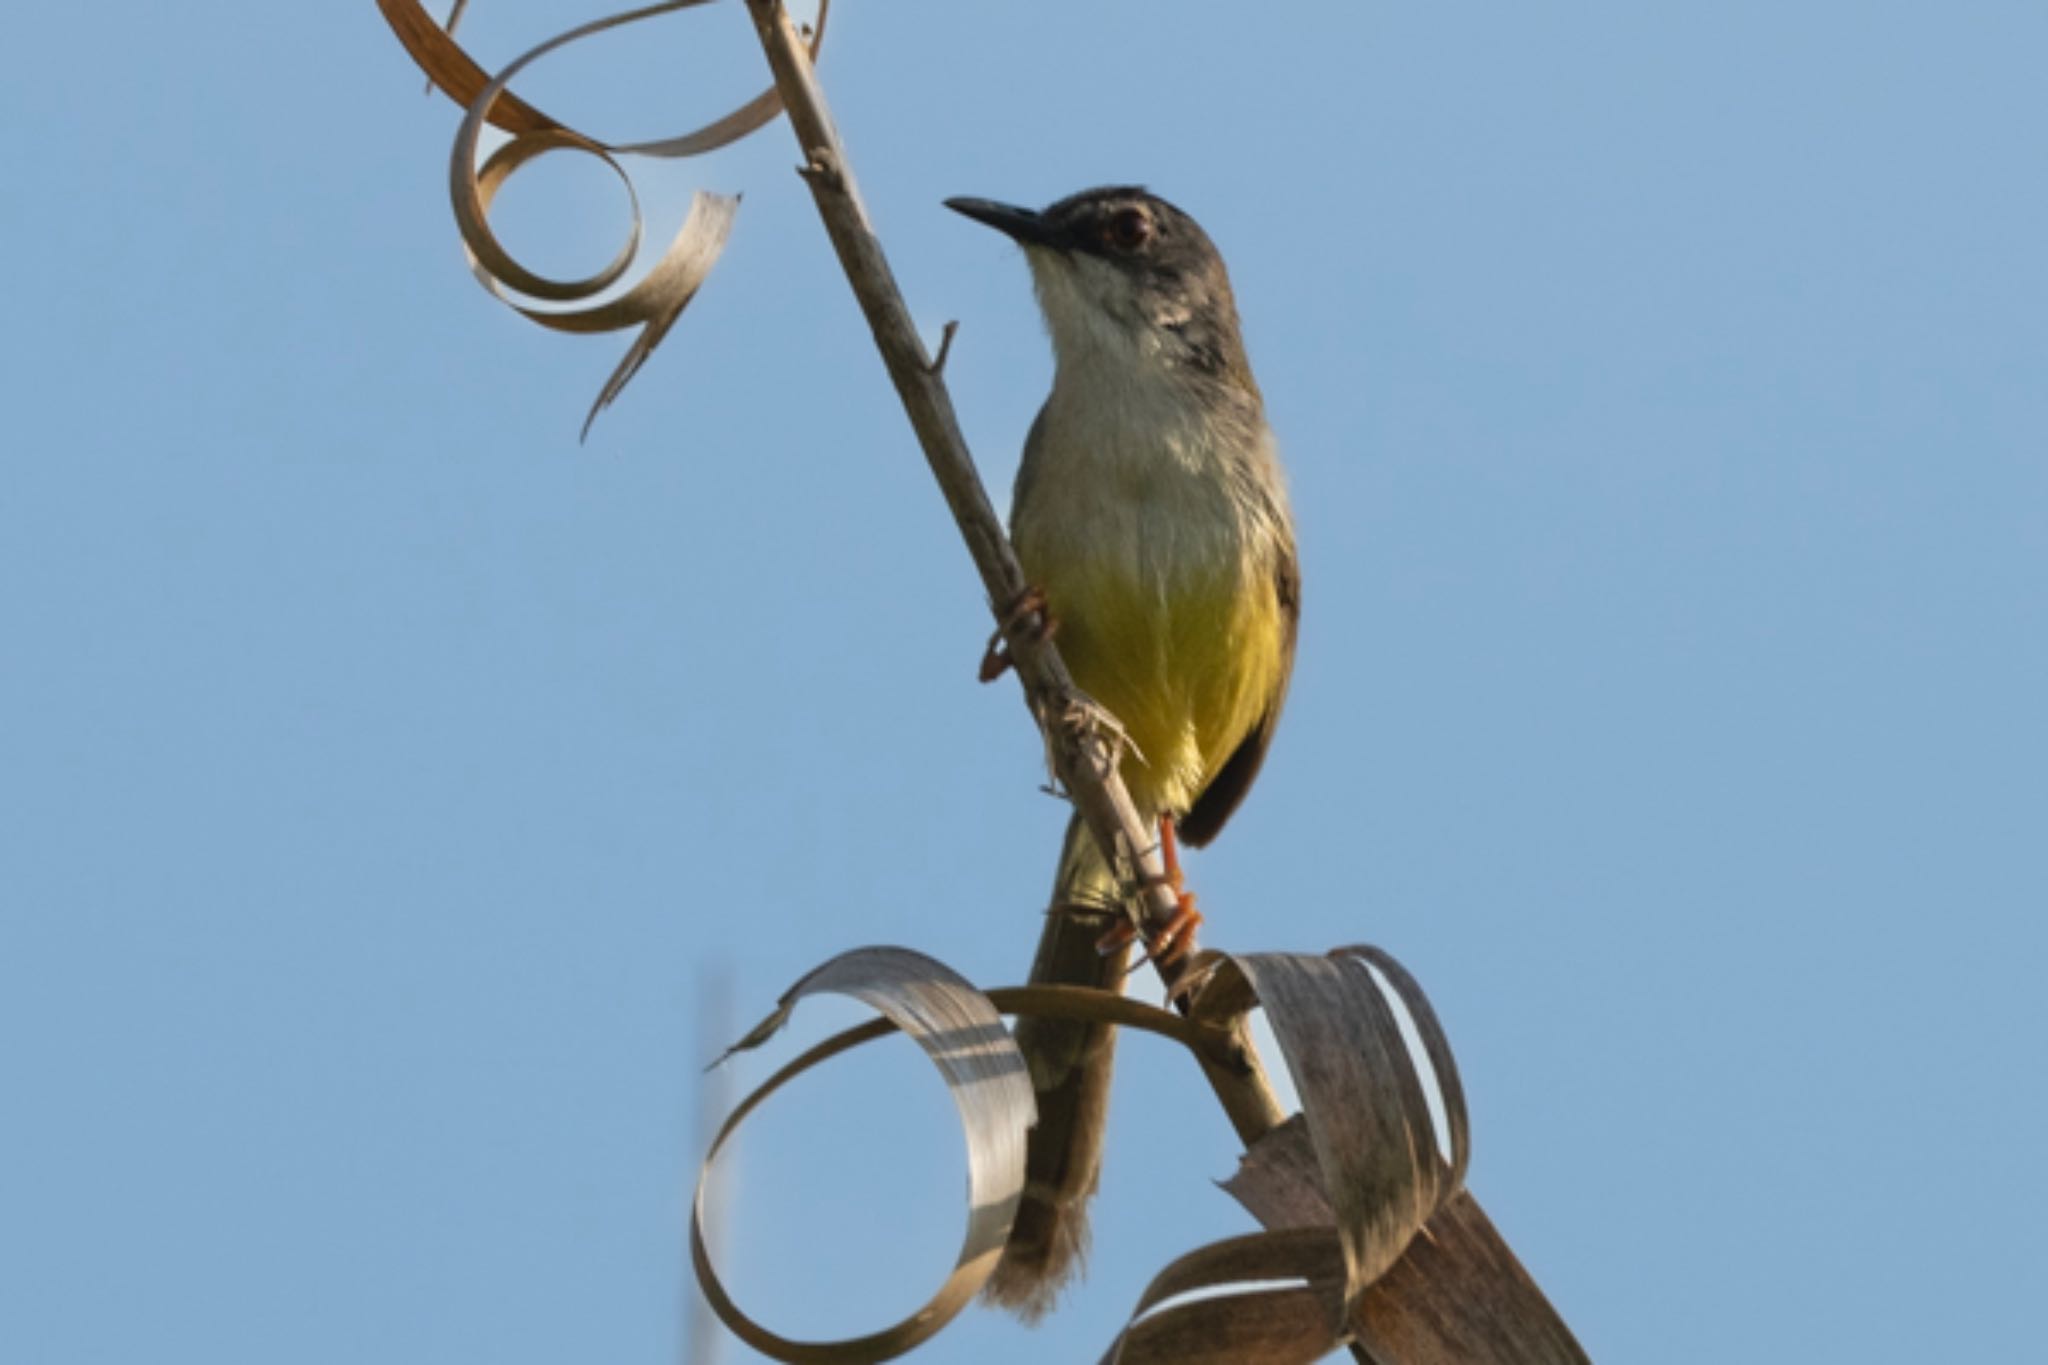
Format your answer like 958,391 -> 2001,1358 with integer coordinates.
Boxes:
738,0 -> 1300,1172
926,319 -> 960,377
740,1 -> 1190,962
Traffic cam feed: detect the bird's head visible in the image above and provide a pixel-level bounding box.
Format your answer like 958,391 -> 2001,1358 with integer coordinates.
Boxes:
946,186 -> 1251,386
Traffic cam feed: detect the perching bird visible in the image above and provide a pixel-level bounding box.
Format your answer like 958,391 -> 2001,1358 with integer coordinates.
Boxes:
946,187 -> 1298,1318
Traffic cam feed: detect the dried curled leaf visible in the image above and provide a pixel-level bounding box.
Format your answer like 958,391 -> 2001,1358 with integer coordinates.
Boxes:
1347,1189 -> 1590,1365
691,948 -> 1035,1364
376,0 -> 831,435
1097,1227 -> 1347,1365
691,962 -> 1236,1362
1201,949 -> 1469,1310
692,943 -> 1579,1365
1184,952 -> 1586,1365
1234,1122 -> 1588,1365
1100,946 -> 1480,1364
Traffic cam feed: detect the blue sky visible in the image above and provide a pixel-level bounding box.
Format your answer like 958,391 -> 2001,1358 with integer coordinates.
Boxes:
3,3 -> 2043,1362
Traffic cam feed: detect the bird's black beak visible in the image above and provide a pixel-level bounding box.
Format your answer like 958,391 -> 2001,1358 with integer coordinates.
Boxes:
944,197 -> 1062,249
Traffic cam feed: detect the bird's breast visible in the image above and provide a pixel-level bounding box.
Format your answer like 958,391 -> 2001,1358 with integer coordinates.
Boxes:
1013,394 -> 1288,818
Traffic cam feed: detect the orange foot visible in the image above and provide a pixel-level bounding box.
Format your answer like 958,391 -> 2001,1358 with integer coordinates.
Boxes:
979,585 -> 1055,683
1094,814 -> 1204,968
1150,891 -> 1203,968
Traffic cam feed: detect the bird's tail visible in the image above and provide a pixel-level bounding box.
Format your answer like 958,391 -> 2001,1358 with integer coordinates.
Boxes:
982,813 -> 1131,1321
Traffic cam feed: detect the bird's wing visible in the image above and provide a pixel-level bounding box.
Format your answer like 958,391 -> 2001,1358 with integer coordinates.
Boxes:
1177,533 -> 1300,848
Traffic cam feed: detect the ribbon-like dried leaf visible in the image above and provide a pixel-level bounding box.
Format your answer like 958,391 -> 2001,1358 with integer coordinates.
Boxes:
691,948 -> 1034,1364
1217,1024 -> 1586,1361
687,965 -> 1252,1363
1097,946 -> 1480,1363
1194,949 -> 1468,1313
1337,944 -> 1471,1189
378,0 -> 559,134
1224,1114 -> 1344,1233
378,0 -> 832,434
689,938 -> 1578,1364
462,130 -> 738,438
1347,1190 -> 1589,1365
1232,1126 -> 1585,1364
1100,1228 -> 1347,1365
1112,1287 -> 1340,1365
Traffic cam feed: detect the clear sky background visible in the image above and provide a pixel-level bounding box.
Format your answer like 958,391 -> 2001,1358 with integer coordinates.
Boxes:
4,3 -> 2043,1362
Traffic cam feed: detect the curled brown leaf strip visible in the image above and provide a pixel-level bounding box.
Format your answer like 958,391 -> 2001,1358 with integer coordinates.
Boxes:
692,948 -> 1036,1364
1101,1227 -> 1348,1365
1095,950 -> 1478,1365
698,944 -> 1558,1365
1225,1125 -> 1587,1365
687,963 -> 1235,1362
376,0 -> 831,436
1186,945 -> 1583,1364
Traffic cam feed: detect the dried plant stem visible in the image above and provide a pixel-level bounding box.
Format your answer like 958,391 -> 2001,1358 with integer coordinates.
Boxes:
742,10 -> 1190,938
738,0 -> 1294,1133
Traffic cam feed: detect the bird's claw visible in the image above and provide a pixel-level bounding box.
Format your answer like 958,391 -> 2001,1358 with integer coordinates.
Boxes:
979,585 -> 1055,683
1094,891 -> 1203,978
1095,813 -> 1200,968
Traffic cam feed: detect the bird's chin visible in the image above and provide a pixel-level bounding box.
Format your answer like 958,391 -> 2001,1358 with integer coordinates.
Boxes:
1029,258 -> 1150,360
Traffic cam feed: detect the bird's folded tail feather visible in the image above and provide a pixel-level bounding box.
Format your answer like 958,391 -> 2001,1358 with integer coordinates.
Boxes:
982,813 -> 1131,1321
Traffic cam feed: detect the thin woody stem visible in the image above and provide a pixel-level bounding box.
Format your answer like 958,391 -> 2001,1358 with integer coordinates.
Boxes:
737,10 -> 1378,1355
742,1 -> 1186,944
737,0 -> 1301,1142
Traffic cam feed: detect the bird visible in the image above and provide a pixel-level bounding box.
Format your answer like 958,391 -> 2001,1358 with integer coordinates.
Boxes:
945,186 -> 1299,1319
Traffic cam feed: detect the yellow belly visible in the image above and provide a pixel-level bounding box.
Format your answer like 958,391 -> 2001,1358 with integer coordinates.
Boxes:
1026,545 -> 1285,820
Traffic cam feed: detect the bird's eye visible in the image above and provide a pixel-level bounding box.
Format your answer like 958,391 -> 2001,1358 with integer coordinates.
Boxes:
1105,207 -> 1153,251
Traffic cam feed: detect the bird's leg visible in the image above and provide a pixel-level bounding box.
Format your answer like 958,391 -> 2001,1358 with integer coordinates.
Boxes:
979,585 -> 1056,683
1094,814 -> 1203,968
1147,814 -> 1203,965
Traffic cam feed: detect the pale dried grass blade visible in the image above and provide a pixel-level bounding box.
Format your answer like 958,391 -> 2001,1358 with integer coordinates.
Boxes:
1194,950 -> 1463,1312
1223,1113 -> 1340,1232
1108,1287 -> 1338,1365
460,130 -> 640,306
1347,1191 -> 1589,1365
1095,947 -> 1471,1362
378,0 -> 560,134
613,0 -> 831,159
566,190 -> 736,440
691,948 -> 1034,1364
1219,1049 -> 1586,1360
378,0 -> 832,435
461,130 -> 737,440
1336,944 -> 1471,1188
377,0 -> 830,147
422,0 -> 473,97
1101,1228 -> 1348,1365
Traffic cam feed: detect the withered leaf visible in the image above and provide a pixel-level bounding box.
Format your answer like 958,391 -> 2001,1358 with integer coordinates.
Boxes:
377,0 -> 832,435
692,947 -> 1033,1363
